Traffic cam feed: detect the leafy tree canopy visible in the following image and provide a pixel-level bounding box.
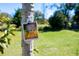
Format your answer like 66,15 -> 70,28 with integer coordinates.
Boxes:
12,8 -> 22,28
0,12 -> 11,23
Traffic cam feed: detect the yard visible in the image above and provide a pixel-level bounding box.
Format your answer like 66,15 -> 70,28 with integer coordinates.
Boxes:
0,30 -> 79,56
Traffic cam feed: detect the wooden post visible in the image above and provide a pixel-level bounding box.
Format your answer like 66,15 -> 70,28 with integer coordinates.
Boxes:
21,3 -> 34,56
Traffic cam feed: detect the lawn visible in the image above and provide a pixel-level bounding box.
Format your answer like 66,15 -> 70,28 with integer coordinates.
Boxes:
34,30 -> 79,56
0,30 -> 79,56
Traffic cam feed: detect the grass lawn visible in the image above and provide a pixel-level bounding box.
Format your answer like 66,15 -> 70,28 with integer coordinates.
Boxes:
34,30 -> 79,56
0,30 -> 79,56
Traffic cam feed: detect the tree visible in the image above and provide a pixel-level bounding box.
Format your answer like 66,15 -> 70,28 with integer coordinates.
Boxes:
0,12 -> 12,23
12,9 -> 22,28
0,12 -> 15,54
72,4 -> 79,29
34,11 -> 45,24
59,3 -> 76,19
57,3 -> 76,29
48,10 -> 67,30
73,11 -> 79,24
42,3 -> 77,29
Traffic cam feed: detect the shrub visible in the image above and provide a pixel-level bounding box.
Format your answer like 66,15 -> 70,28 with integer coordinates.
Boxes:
48,10 -> 67,30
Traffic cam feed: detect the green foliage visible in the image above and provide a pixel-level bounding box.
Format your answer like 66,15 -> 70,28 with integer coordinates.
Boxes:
48,10 -> 67,30
60,3 -> 76,17
0,22 -> 15,54
73,13 -> 79,25
12,9 -> 22,28
60,3 -> 79,29
0,12 -> 11,23
34,11 -> 45,24
0,31 -> 21,55
0,13 -> 14,54
43,3 -> 76,29
73,4 -> 79,26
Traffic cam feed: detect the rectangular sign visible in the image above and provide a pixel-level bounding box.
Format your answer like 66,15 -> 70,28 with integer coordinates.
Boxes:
23,22 -> 38,40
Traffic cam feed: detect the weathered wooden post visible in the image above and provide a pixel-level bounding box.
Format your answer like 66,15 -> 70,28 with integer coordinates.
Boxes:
21,3 -> 38,56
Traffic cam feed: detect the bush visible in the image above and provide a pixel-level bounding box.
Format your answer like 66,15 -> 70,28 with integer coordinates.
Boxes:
38,26 -> 43,32
43,26 -> 52,32
48,10 -> 67,30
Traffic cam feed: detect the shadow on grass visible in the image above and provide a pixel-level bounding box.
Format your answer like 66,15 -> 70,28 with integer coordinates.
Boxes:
39,26 -> 62,32
70,29 -> 79,32
38,26 -> 79,32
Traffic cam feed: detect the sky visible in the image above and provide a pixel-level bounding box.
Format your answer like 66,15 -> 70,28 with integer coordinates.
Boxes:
0,3 -> 75,19
34,3 -> 58,19
0,3 -> 22,16
0,3 -> 57,19
34,3 -> 75,19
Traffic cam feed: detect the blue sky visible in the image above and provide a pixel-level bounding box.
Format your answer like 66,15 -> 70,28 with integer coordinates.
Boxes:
0,3 -> 22,16
34,3 -> 58,19
34,3 -> 75,19
0,3 -> 56,19
0,3 -> 75,19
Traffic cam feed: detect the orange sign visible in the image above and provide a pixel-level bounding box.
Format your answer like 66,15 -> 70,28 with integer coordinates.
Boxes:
24,22 -> 38,39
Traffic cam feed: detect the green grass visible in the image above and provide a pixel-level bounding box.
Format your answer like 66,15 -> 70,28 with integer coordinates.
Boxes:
34,30 -> 79,56
0,30 -> 79,56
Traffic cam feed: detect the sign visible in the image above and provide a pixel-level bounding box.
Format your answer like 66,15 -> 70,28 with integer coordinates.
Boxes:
23,22 -> 38,40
